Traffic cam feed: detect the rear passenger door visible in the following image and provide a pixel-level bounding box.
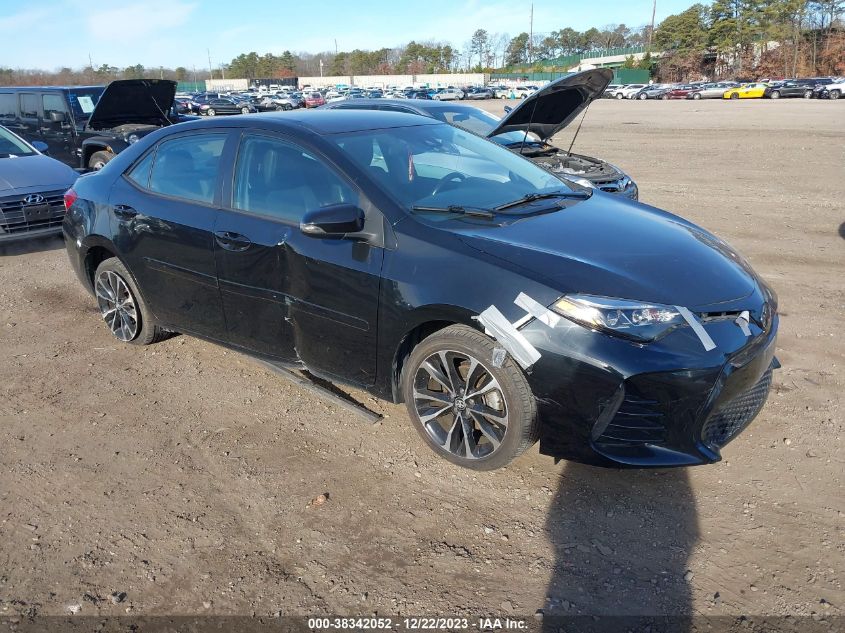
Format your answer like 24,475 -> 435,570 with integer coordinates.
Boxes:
40,93 -> 76,165
109,130 -> 233,337
15,92 -> 41,145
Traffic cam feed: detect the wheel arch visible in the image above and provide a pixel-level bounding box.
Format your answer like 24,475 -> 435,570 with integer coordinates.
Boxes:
388,306 -> 480,404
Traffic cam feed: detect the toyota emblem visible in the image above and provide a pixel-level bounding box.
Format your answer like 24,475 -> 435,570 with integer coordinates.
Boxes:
23,194 -> 45,205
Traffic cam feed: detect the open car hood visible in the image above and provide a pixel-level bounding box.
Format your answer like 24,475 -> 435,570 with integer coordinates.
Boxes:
86,79 -> 176,130
487,69 -> 613,142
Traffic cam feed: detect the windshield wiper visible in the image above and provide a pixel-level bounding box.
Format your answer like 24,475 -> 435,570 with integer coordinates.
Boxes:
411,204 -> 494,219
495,190 -> 590,211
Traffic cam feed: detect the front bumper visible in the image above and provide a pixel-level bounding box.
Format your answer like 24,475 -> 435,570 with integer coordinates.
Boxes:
521,291 -> 778,467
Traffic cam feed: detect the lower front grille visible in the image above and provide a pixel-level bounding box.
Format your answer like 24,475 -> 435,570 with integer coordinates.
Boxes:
702,369 -> 773,448
596,393 -> 667,446
0,190 -> 66,235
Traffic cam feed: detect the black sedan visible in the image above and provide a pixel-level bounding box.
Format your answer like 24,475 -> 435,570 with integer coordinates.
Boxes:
0,125 -> 78,242
763,80 -> 817,99
63,111 -> 779,470
197,97 -> 256,116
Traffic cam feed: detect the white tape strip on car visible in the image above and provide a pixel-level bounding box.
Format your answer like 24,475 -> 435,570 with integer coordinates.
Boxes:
675,306 -> 717,351
514,292 -> 561,328
477,305 -> 542,370
735,310 -> 752,336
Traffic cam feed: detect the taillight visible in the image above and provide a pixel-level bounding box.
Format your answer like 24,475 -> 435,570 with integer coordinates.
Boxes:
63,188 -> 78,211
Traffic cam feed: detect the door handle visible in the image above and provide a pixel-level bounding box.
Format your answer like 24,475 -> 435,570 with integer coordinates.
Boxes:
214,230 -> 252,251
113,204 -> 138,219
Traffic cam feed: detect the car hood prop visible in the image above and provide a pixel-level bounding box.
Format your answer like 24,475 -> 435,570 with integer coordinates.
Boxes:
86,79 -> 177,130
486,68 -> 613,142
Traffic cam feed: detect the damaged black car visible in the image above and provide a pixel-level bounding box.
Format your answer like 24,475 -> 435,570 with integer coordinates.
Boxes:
321,69 -> 638,199
63,110 -> 778,470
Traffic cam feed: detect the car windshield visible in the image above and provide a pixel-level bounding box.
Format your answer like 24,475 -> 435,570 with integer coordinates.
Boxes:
65,87 -> 104,121
0,126 -> 35,157
332,122 -> 573,214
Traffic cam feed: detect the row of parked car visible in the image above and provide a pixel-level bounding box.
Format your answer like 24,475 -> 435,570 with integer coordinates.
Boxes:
605,76 -> 845,100
0,71 -> 632,245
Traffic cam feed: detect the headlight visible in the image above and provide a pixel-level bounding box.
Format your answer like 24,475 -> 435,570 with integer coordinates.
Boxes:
127,134 -> 140,144
552,294 -> 685,342
564,176 -> 595,189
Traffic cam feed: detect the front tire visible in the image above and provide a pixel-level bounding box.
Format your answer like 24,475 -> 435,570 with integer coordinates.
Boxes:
241,106 -> 250,114
770,90 -> 780,99
803,89 -> 812,99
94,258 -> 168,346
88,150 -> 115,171
401,325 -> 539,470
615,93 -> 623,99
638,93 -> 647,100
692,92 -> 701,100
730,92 -> 739,99
830,89 -> 840,100
206,108 -> 216,116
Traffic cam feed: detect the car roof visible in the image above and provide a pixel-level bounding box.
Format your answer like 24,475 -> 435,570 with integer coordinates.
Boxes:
0,85 -> 102,91
169,109 -> 440,135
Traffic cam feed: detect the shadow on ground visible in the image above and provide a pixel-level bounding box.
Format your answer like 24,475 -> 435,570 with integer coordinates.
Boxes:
543,463 -> 699,631
0,234 -> 65,257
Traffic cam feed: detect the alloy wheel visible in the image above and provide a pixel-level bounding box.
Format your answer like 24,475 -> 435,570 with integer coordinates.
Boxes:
241,106 -> 250,114
95,270 -> 139,342
412,350 -> 508,460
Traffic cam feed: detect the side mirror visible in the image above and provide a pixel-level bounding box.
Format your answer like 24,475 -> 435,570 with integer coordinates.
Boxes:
49,111 -> 67,123
503,105 -> 513,113
300,204 -> 365,238
32,141 -> 49,153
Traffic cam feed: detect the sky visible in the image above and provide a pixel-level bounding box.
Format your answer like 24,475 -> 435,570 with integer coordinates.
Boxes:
0,0 -> 694,71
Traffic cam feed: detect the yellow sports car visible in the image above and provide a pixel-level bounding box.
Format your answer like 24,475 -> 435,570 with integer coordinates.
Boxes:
723,83 -> 768,99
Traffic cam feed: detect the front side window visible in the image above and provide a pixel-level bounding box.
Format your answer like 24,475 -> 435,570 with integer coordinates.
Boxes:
42,93 -> 69,119
333,122 -> 569,212
0,126 -> 36,157
232,135 -> 358,223
148,134 -> 226,204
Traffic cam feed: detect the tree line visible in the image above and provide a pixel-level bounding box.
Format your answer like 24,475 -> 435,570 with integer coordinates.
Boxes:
654,0 -> 844,80
0,0 -> 841,86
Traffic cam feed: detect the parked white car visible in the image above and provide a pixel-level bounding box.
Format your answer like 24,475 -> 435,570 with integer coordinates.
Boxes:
496,86 -> 534,99
616,84 -> 648,99
432,88 -> 464,101
819,79 -> 845,99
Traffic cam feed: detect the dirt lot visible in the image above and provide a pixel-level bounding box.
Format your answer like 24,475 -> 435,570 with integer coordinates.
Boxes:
1,99 -> 843,624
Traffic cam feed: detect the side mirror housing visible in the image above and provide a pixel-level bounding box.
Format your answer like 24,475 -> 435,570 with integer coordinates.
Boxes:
503,105 -> 513,113
300,204 -> 365,238
49,111 -> 67,123
32,141 -> 49,153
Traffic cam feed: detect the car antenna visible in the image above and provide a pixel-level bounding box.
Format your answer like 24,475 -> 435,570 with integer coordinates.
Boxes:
566,99 -> 593,157
518,96 -> 539,156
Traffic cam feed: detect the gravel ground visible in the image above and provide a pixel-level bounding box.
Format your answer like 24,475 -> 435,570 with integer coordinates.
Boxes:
0,99 -> 842,623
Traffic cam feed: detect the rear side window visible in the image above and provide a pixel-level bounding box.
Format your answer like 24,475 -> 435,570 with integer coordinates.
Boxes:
148,134 -> 226,205
0,93 -> 14,122
19,93 -> 39,119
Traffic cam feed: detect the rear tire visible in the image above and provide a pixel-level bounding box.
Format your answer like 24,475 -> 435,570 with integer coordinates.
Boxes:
730,92 -> 739,100
401,325 -> 539,470
803,89 -> 812,99
615,93 -> 623,99
770,90 -> 780,99
94,258 -> 169,346
830,89 -> 840,100
206,108 -> 216,116
692,92 -> 701,100
638,93 -> 647,100
88,150 -> 115,171
241,106 -> 250,114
